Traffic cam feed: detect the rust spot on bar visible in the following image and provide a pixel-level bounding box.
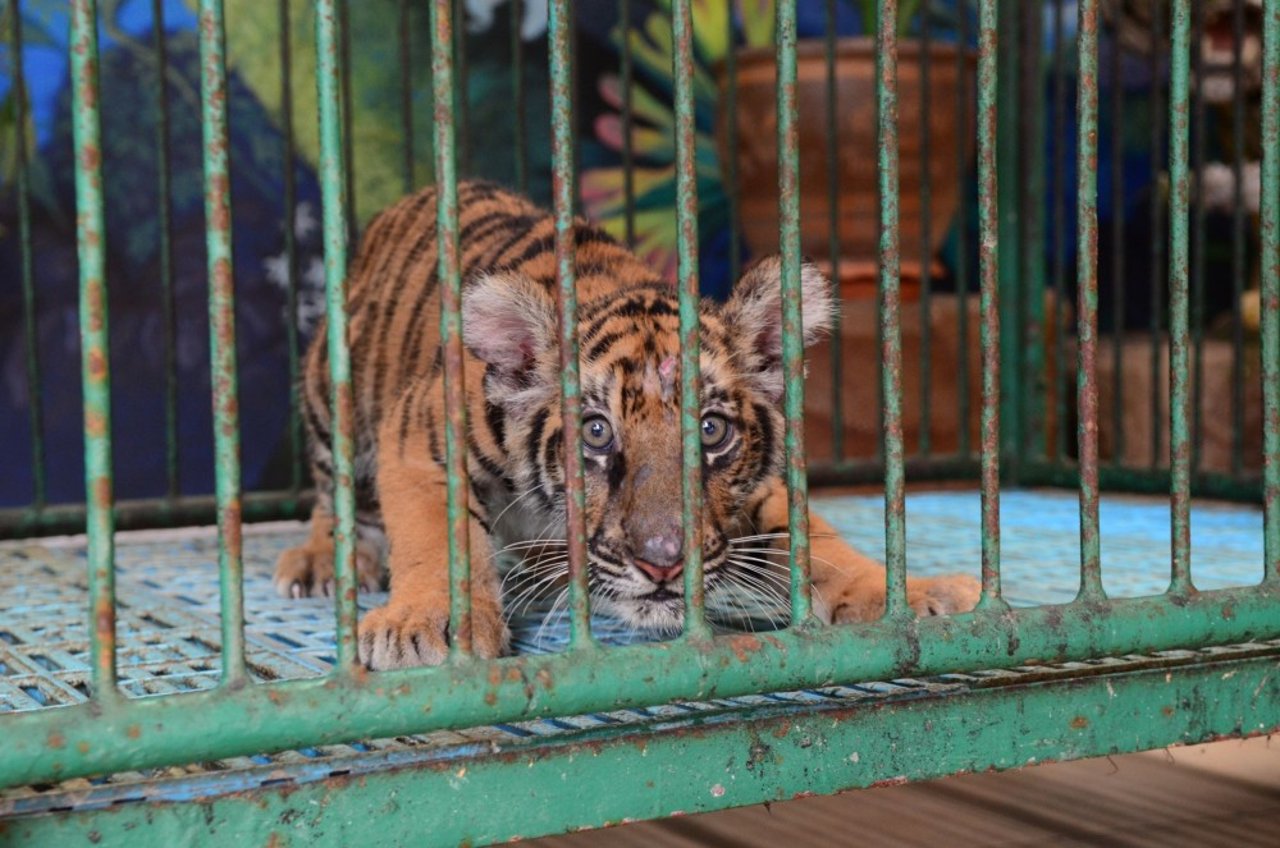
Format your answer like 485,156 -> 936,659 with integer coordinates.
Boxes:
126,725 -> 141,740
1069,716 -> 1089,730
47,733 -> 65,750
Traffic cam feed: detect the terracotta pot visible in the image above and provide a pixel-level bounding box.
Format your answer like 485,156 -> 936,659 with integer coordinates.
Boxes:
717,38 -> 976,291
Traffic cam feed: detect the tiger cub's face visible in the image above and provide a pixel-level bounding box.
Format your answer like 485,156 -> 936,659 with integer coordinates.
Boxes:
463,258 -> 833,632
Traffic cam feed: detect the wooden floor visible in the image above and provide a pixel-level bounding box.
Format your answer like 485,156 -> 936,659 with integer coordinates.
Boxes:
525,736 -> 1280,847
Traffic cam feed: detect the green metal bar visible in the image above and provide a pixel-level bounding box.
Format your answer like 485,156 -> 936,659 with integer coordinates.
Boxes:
152,0 -> 179,501
976,0 -> 1002,605
70,0 -> 117,701
620,0 -> 634,245
399,0 -> 414,193
1262,0 -> 1280,581
995,0 -> 1021,478
279,0 -> 302,494
428,0 -> 475,658
1018,461 -> 1264,505
316,0 -> 358,668
5,584 -> 1280,789
725,1 -> 740,282
11,0 -> 45,512
780,0 -> 813,623
1148,0 -> 1164,471
9,649 -> 1280,845
198,0 -> 247,684
955,1 -> 971,457
918,2 -> 933,458
824,0 -> 843,462
548,0 -> 592,647
1075,0 -> 1103,600
512,0 -> 527,193
875,0 -> 907,617
672,0 -> 708,636
0,491 -> 313,540
807,454 -> 982,487
1167,0 -> 1192,595
1231,0 -> 1247,477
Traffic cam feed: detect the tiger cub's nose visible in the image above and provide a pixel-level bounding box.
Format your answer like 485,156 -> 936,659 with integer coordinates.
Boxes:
631,524 -> 683,583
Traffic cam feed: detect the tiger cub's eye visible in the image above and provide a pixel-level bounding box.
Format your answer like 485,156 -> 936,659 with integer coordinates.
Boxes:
700,414 -> 731,449
582,416 -> 615,451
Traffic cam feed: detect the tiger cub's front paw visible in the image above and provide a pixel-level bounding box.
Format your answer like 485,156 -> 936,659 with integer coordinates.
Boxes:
907,574 -> 982,617
358,599 -> 509,669
274,539 -> 383,599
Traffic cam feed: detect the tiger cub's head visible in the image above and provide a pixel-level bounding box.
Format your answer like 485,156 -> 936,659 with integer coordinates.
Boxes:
463,257 -> 834,632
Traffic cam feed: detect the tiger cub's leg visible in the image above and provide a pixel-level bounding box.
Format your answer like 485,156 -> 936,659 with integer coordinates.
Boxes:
357,390 -> 509,669
274,484 -> 383,599
748,481 -> 981,622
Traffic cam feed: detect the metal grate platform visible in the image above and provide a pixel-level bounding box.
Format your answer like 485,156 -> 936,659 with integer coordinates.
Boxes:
0,489 -> 1269,816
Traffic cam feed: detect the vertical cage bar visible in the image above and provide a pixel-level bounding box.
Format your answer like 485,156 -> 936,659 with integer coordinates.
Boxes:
672,0 -> 708,636
976,0 -> 1002,603
198,0 -> 247,683
399,0 -> 414,192
1075,0 -> 1104,600
876,0 -> 907,616
1231,0 -> 1247,476
1052,0 -> 1067,463
1192,1 -> 1207,475
825,0 -> 843,461
918,2 -> 933,458
1167,0 -> 1192,594
1109,13 -> 1126,466
620,0 -> 635,246
70,0 -> 117,698
512,0 -> 527,193
280,0 -> 303,493
316,0 -> 359,667
549,0 -> 592,646
1261,0 -> 1280,580
11,0 -> 45,511
725,1 -> 740,282
151,0 -> 179,501
1148,0 -> 1164,470
955,1 -> 971,458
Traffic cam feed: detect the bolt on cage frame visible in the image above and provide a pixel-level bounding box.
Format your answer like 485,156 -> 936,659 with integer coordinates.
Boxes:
1,0 -> 1280,841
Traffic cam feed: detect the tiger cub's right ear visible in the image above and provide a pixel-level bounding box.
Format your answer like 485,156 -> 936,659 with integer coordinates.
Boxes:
461,271 -> 558,376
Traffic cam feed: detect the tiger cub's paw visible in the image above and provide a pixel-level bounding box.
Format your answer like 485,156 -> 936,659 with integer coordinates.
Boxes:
357,600 -> 509,669
274,538 -> 383,599
906,574 -> 982,617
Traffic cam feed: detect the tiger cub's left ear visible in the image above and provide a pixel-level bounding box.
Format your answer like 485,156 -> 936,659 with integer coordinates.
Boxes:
461,271 -> 558,377
722,257 -> 835,397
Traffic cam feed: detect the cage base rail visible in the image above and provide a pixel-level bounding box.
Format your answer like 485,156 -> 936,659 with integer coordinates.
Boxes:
3,644 -> 1277,845
0,492 -> 314,540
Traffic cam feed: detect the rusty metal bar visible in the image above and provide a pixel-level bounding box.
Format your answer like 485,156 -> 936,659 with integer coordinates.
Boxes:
774,0 -> 813,624
279,0 -> 303,493
316,0 -> 359,667
876,0 -> 907,616
549,0 -> 592,647
1262,0 -> 1280,581
11,0 -> 45,512
825,0 -> 844,462
1075,0 -> 1104,600
70,0 -> 117,699
672,0 -> 708,635
977,0 -> 1002,604
198,0 -> 247,683
1167,0 -> 1193,594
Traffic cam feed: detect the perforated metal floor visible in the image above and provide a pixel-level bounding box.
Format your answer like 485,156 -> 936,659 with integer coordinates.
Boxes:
0,489 -> 1269,815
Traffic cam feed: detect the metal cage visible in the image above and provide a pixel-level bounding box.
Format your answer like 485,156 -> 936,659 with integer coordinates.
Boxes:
1,0 -> 1279,843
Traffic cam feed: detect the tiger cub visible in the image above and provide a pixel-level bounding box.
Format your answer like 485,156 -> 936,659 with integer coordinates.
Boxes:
275,180 -> 980,669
